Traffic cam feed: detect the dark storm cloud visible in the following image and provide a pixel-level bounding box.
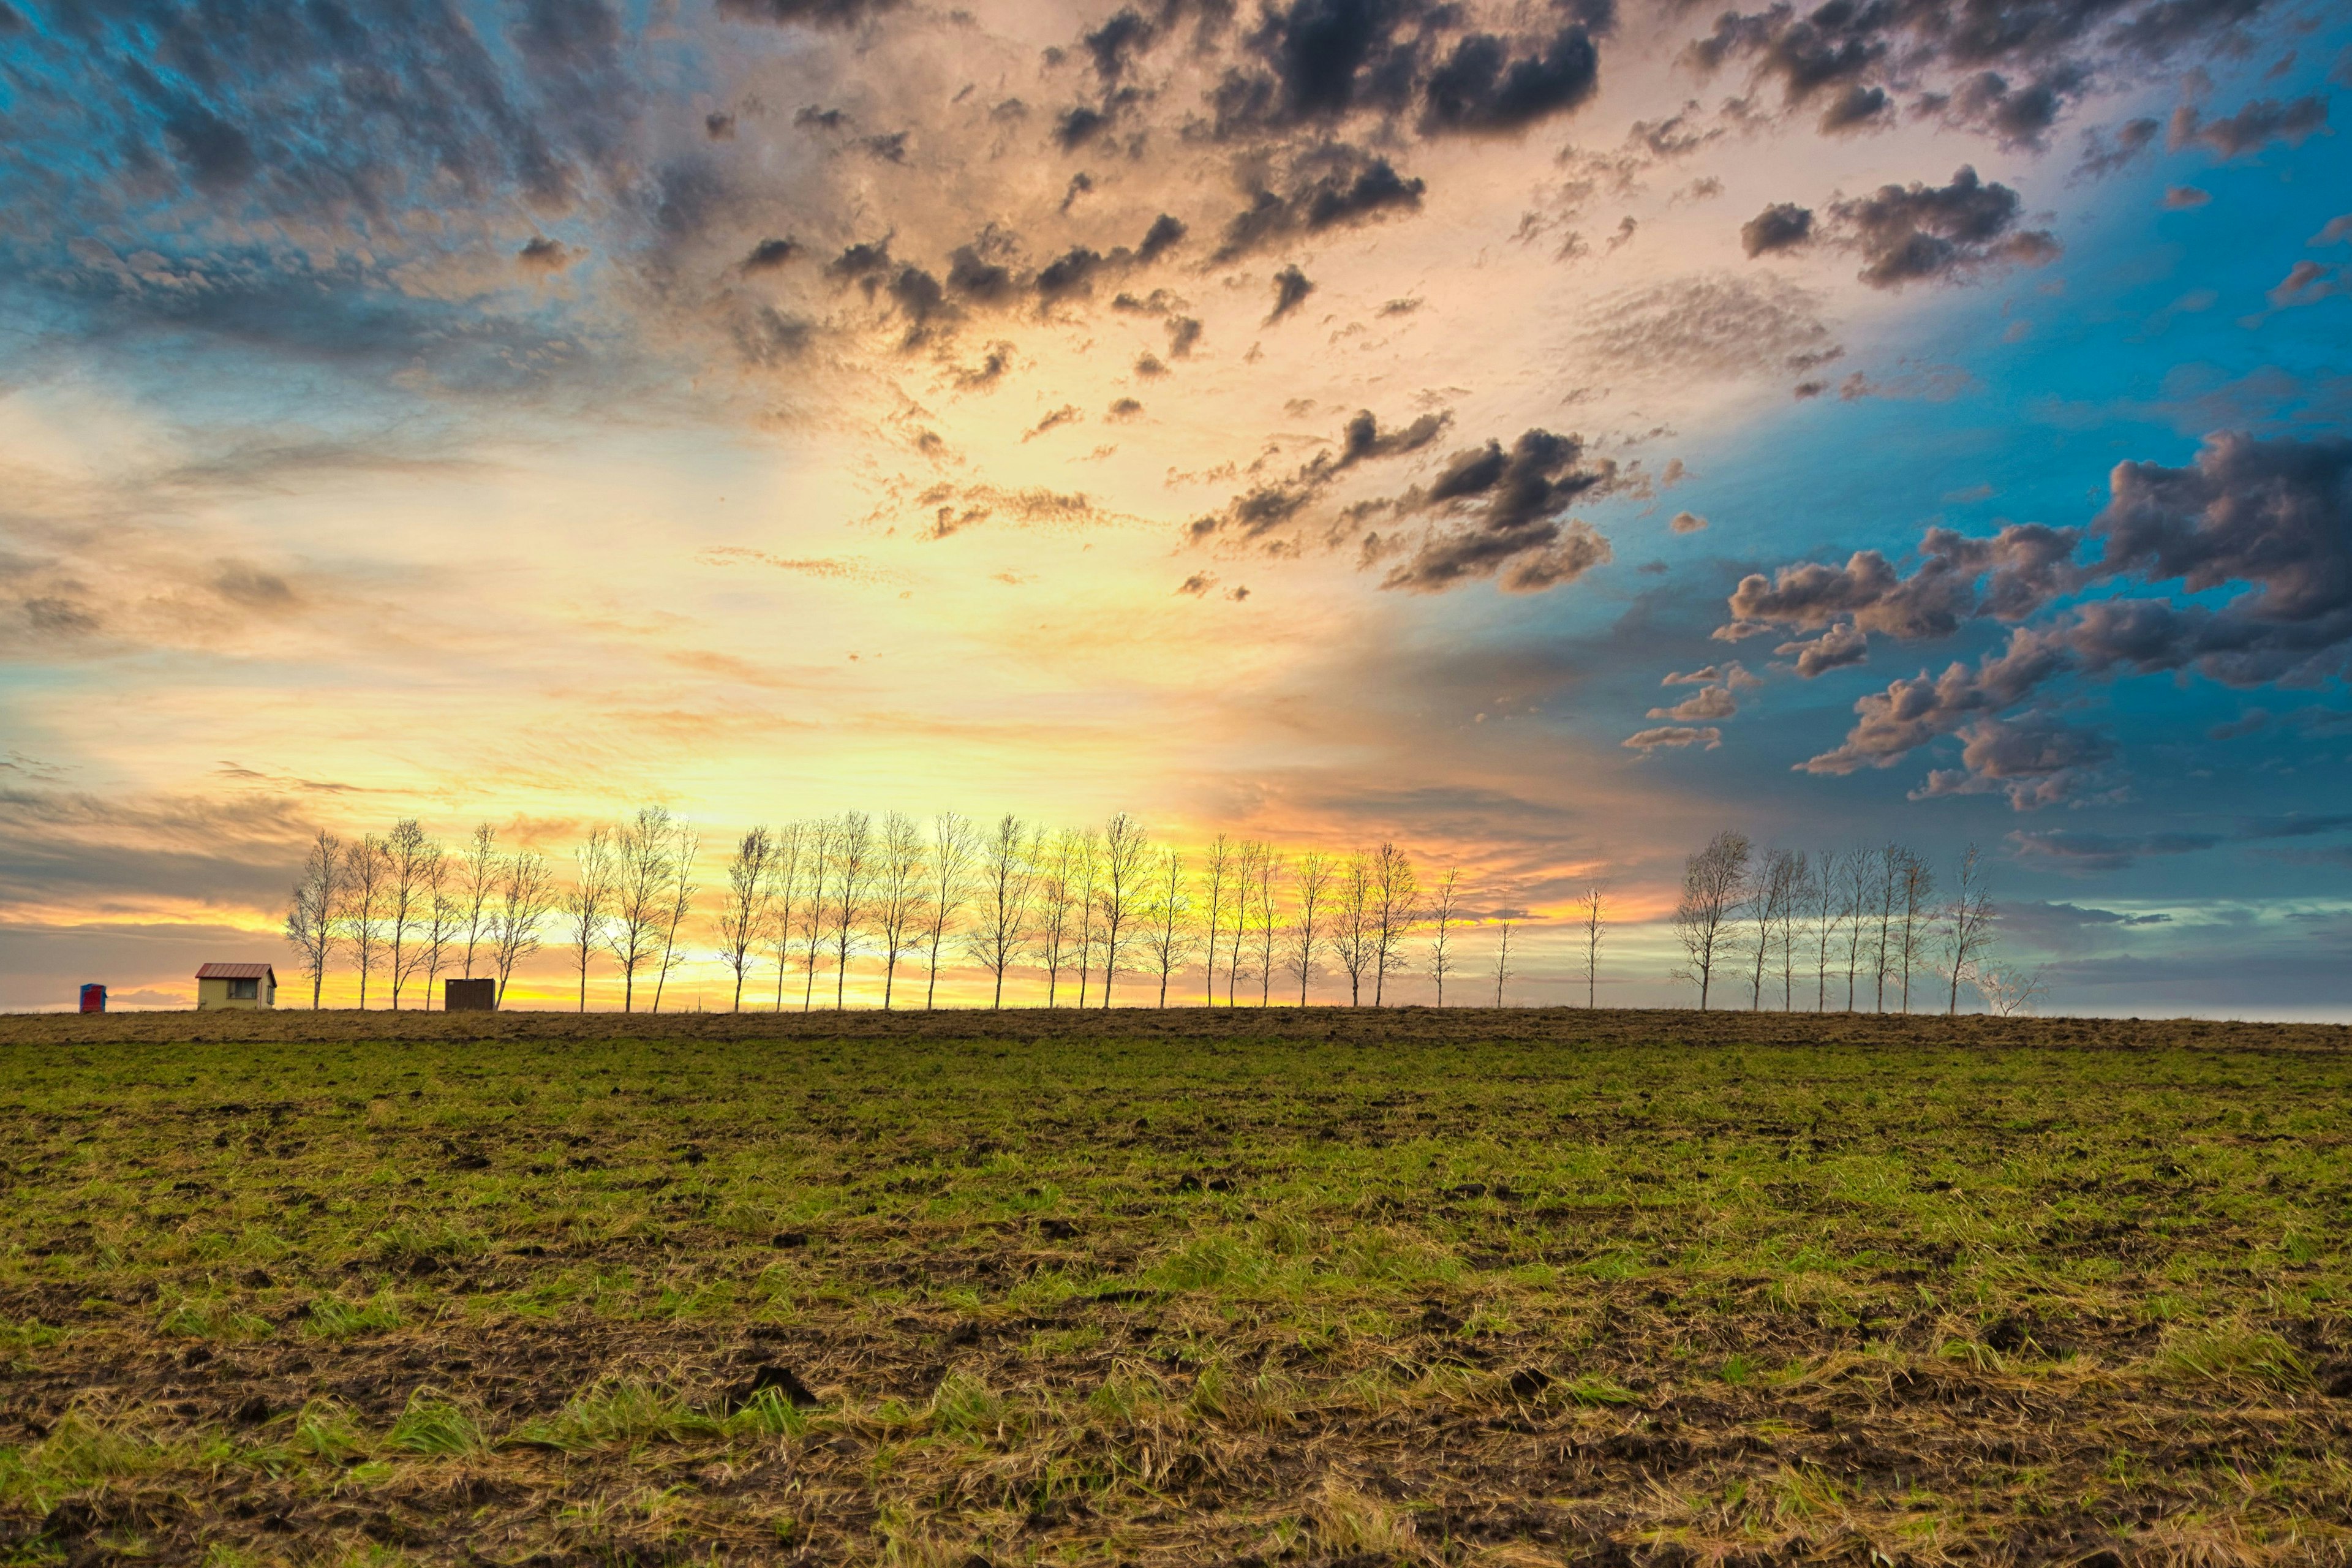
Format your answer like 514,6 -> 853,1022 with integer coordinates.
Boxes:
1730,432 -> 2352,785
1418,26 -> 1602,137
1378,429 -> 1621,594
1828,166 -> 2061,289
1214,146 -> 1426,260
1815,82 -> 1889,132
1265,265 -> 1317,323
717,0 -> 905,29
1680,0 -> 2279,153
1136,213 -> 1189,262
1189,408 -> 1450,544
1740,202 -> 1814,256
742,237 -> 801,273
2168,93 -> 2329,157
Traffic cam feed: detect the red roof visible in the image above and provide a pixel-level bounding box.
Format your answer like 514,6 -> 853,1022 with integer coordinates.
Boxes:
196,962 -> 277,981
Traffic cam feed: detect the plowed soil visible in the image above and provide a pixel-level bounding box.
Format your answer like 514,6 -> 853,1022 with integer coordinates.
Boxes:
2,1006 -> 2349,1566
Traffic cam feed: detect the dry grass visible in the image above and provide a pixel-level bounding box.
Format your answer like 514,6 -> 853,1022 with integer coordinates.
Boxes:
1,1006 -> 2349,1566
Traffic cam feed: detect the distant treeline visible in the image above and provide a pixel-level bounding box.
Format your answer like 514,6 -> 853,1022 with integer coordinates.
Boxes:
282,813 -> 2026,1015
1670,834 -> 2029,1016
282,811 -> 1566,1012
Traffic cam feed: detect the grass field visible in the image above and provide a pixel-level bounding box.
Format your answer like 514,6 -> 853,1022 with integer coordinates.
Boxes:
3,1008 -> 2350,1567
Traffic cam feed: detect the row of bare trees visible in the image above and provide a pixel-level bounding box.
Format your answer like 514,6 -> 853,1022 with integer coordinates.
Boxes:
1670,834 -> 2008,1014
284,823 -> 556,1009
706,814 -> 1507,1011
283,804 -> 1648,1009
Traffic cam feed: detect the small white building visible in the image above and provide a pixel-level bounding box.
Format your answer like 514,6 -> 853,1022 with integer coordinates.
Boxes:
195,962 -> 277,1010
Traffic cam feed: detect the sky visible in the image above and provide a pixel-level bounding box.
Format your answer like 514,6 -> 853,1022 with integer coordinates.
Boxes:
1,0 -> 2348,1016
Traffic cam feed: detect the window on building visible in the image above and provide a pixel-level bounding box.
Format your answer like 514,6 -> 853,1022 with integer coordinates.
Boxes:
229,978 -> 258,999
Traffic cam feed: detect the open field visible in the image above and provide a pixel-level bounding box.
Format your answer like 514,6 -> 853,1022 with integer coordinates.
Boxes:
3,1008 -> 2350,1567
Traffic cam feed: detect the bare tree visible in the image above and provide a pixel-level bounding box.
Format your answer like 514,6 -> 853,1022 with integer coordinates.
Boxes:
1033,827 -> 1083,1006
1896,850 -> 1936,1014
491,850 -> 554,1006
458,823 -> 499,979
1872,844 -> 1902,1012
1142,846 -> 1194,1006
608,806 -> 679,1012
1839,848 -> 1874,1011
873,810 -> 929,1009
419,851 -> 456,1009
1671,831 -> 1749,1010
1252,846 -> 1283,1006
1806,850 -> 1843,1011
1747,849 -> 1802,1010
1370,842 -> 1418,1006
1976,964 -> 2049,1017
829,810 -> 875,1008
1491,919 -> 1515,1007
1072,826 -> 1104,1007
764,822 -> 807,1011
922,812 -> 977,1009
1333,850 -> 1374,1005
383,819 -> 435,1011
966,815 -> 1036,1009
1578,881 -> 1607,1008
1226,839 -> 1264,1006
1942,843 -> 1997,1016
1286,851 -> 1333,1006
564,827 -> 616,1012
650,823 -> 700,1013
1200,834 -> 1234,1006
717,826 -> 775,1012
284,829 -> 344,1009
340,834 -> 390,1009
796,820 -> 835,1011
1425,865 -> 1463,1006
1096,813 -> 1149,1008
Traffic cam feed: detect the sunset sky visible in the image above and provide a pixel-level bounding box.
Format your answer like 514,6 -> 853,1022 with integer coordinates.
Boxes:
2,0 -> 2348,1014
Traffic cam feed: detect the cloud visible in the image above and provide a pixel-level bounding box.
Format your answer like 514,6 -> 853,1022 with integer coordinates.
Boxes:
1191,408 -> 1453,546
1266,265 -> 1317,324
517,237 -> 575,274
717,0 -> 903,29
2076,116 -> 2160,178
1022,404 -> 1083,441
1721,521 -> 2084,644
1418,27 -> 1602,137
1570,273 -> 1839,384
1910,714 -> 2116,810
1726,431 -> 2352,786
1682,0 -> 2267,156
2162,184 -> 2212,209
1669,511 -> 1708,533
742,237 -> 801,272
1740,202 -> 1815,257
1647,684 -> 1738,721
1216,148 -> 1426,260
2007,827 -> 2223,872
1622,725 -> 1721,752
2168,94 -> 2329,158
2266,261 -> 2347,309
1773,622 -> 1870,676
1662,662 -> 1758,688
1378,430 -> 1618,594
1828,166 -> 2062,290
